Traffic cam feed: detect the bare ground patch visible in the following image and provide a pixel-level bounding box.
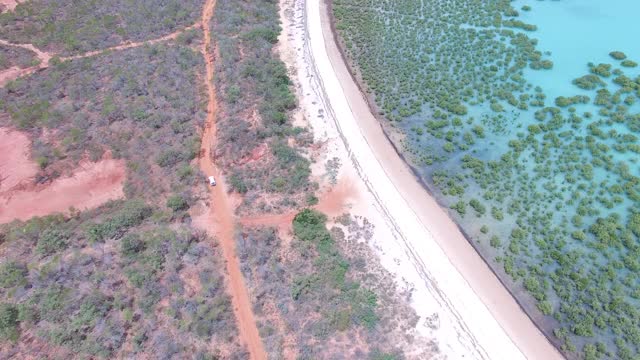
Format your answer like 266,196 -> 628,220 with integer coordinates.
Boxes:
0,0 -> 20,12
0,127 -> 125,223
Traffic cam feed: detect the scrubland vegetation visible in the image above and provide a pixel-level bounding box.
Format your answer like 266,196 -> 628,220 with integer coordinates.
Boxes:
333,0 -> 640,357
0,22 -> 244,357
0,208 -> 245,358
0,0 -> 203,55
237,210 -> 433,358
1,43 -> 205,200
212,0 -> 316,215
0,44 -> 38,70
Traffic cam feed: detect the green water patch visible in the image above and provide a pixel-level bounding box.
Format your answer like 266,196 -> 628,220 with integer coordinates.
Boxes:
332,0 -> 640,358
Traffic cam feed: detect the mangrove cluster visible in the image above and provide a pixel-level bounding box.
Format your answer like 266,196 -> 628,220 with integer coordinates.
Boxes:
333,0 -> 640,358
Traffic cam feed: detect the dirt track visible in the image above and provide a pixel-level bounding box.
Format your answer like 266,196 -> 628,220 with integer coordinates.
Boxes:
193,0 -> 267,358
60,23 -> 200,62
0,39 -> 48,86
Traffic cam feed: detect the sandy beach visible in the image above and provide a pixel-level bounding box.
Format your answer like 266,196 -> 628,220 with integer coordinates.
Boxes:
279,0 -> 565,358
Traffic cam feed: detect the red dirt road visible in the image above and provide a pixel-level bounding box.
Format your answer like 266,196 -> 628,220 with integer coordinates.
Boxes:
193,1 -> 267,358
0,127 -> 126,223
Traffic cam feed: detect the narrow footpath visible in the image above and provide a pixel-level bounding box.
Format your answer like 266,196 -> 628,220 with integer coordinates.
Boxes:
0,24 -> 197,86
198,0 -> 267,358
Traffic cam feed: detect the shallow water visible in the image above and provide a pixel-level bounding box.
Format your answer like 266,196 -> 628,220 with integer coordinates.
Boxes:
517,0 -> 640,100
333,0 -> 640,357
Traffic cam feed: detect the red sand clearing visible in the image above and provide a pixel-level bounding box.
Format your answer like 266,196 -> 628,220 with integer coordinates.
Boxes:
0,127 -> 125,223
0,128 -> 38,193
315,177 -> 356,216
0,66 -> 36,87
239,177 -> 355,231
0,0 -> 20,12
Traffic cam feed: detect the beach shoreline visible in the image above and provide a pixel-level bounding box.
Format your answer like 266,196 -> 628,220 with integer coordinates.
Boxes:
322,0 -> 570,356
296,0 -> 565,358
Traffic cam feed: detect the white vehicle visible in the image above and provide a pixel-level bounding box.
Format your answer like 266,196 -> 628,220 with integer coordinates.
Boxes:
208,176 -> 216,186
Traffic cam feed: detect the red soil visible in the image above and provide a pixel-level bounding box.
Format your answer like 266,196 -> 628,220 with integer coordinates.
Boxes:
315,176 -> 357,216
239,212 -> 296,233
0,127 -> 126,223
0,0 -> 20,12
237,143 -> 267,165
0,66 -> 37,87
0,127 -> 38,193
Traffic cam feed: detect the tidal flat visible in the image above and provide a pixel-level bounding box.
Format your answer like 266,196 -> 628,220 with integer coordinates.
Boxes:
332,0 -> 640,358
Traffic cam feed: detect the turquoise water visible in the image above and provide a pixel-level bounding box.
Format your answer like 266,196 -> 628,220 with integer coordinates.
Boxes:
518,0 -> 640,101
333,0 -> 640,358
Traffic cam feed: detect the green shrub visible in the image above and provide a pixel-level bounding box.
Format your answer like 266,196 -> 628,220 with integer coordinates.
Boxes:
0,261 -> 28,288
156,148 -> 189,167
469,198 -> 486,216
537,300 -> 553,315
36,228 -> 69,255
121,233 -> 145,257
0,303 -> 19,342
293,209 -> 330,243
243,26 -> 281,44
490,235 -> 502,248
167,194 -> 189,211
35,285 -> 69,322
229,172 -> 248,193
451,201 -> 466,216
86,200 -> 152,242
609,51 -> 627,60
35,156 -> 49,169
621,60 -> 637,68
491,207 -> 504,221
571,230 -> 586,241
